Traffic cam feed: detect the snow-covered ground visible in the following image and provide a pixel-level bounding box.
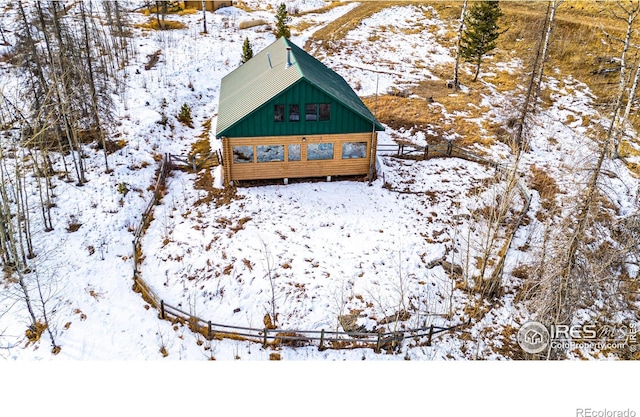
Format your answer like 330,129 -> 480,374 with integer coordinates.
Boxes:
310,4 -> 456,96
0,0 -> 638,367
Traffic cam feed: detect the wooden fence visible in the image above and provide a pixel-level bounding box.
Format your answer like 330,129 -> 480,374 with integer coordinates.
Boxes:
378,140 -> 510,171
132,153 -> 171,277
157,298 -> 468,352
169,150 -> 222,171
130,140 -> 532,354
129,149 -> 468,354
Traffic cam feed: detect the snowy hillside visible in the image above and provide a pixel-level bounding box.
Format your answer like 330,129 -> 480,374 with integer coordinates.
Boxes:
0,0 -> 639,371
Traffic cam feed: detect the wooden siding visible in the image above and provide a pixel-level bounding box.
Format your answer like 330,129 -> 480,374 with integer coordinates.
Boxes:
222,133 -> 377,184
220,79 -> 378,138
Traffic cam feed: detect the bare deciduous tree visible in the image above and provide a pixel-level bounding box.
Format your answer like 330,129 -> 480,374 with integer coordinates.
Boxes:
452,0 -> 468,92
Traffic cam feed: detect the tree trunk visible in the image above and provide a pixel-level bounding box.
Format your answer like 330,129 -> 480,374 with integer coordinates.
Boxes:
533,0 -> 561,104
473,59 -> 481,82
49,0 -> 87,185
617,59 -> 640,156
80,1 -> 110,173
155,1 -> 162,29
453,0 -> 468,92
513,4 -> 552,153
609,1 -> 639,158
202,1 -> 208,34
161,1 -> 167,30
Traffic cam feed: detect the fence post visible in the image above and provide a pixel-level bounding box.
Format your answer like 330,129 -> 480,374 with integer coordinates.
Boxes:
319,329 -> 325,351
208,321 -> 212,340
424,145 -> 428,159
375,332 -> 382,353
427,324 -> 434,346
447,141 -> 452,156
160,300 -> 165,320
132,240 -> 137,274
263,328 -> 268,348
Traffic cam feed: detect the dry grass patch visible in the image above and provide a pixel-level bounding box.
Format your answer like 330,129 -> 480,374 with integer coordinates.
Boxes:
135,19 -> 187,31
529,164 -> 560,212
497,1 -> 639,111
482,69 -> 525,94
364,95 -> 441,132
311,1 -> 640,145
232,1 -> 255,12
189,119 -> 238,207
363,89 -> 490,147
619,141 -> 640,176
293,20 -> 316,34
306,2 -> 413,48
618,140 -> 640,159
25,321 -> 47,345
178,8 -> 197,15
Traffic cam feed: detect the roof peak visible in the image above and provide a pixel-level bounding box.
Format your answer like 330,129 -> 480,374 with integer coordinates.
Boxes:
216,37 -> 383,136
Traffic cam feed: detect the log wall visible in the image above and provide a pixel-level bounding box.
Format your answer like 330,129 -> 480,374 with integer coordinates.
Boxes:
222,132 -> 377,184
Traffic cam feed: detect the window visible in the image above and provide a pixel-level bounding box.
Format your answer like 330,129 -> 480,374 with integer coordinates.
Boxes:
274,104 -> 284,122
257,145 -> 284,163
289,104 -> 300,121
319,103 -> 331,121
288,144 -> 301,161
307,143 -> 334,160
342,142 -> 367,159
233,146 -> 254,163
305,104 -> 317,121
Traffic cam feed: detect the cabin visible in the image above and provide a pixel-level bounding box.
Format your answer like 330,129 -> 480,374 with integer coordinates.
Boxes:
183,1 -> 233,12
216,37 -> 384,185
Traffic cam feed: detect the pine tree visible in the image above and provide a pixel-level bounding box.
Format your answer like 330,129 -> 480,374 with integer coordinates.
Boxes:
460,0 -> 504,82
178,103 -> 193,128
274,3 -> 291,39
241,37 -> 253,64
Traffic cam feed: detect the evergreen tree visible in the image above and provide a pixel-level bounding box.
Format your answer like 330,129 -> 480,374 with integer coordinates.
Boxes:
241,37 -> 253,64
460,0 -> 504,82
274,3 -> 291,39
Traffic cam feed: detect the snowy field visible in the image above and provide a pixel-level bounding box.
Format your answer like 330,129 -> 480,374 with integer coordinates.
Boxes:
0,0 -> 638,366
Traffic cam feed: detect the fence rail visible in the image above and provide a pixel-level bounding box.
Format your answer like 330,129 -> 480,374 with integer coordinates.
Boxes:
169,150 -> 222,171
158,297 -> 468,352
133,153 -> 171,275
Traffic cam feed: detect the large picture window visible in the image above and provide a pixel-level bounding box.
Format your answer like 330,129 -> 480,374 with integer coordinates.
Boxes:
257,145 -> 284,163
288,144 -> 301,161
342,142 -> 367,159
319,103 -> 331,121
307,143 -> 334,160
233,146 -> 254,163
305,104 -> 317,121
289,104 -> 300,122
274,104 -> 284,122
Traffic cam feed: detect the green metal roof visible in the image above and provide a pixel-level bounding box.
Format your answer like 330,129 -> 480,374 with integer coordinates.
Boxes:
216,37 -> 384,137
